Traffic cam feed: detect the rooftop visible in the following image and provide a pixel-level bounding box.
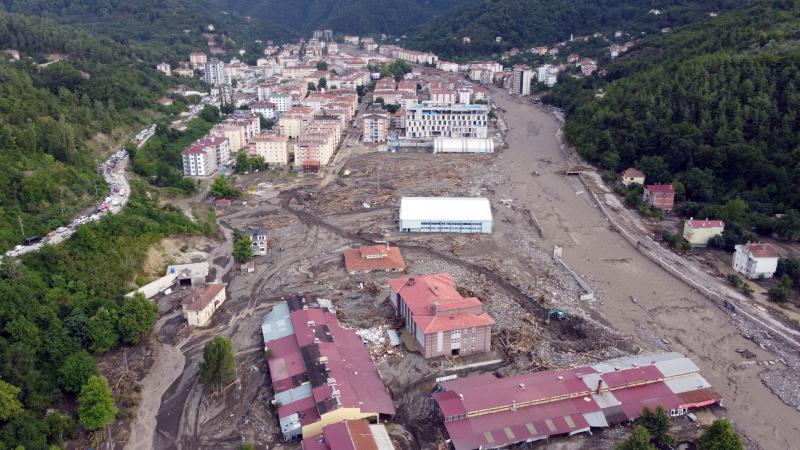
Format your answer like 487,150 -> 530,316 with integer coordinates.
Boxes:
744,242 -> 778,258
343,245 -> 405,273
645,184 -> 675,193
181,284 -> 225,311
687,218 -> 725,229
622,168 -> 645,178
399,197 -> 492,223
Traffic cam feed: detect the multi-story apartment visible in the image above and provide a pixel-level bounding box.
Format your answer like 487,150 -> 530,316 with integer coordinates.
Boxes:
362,111 -> 389,143
511,66 -> 533,96
195,135 -> 231,166
251,101 -> 276,120
406,103 -> 489,139
278,106 -> 315,138
182,144 -> 217,176
156,62 -> 171,76
268,93 -> 292,114
254,134 -> 289,165
204,59 -> 228,86
211,122 -> 246,152
189,52 -> 207,67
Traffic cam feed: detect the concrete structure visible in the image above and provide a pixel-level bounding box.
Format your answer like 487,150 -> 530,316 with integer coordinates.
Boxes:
211,122 -> 246,152
511,66 -> 533,96
262,295 -> 395,440
245,226 -> 269,256
406,103 -> 489,139
343,245 -> 405,274
270,93 -> 293,114
123,261 -> 209,299
157,62 -> 171,76
682,218 -> 725,247
181,284 -> 226,327
252,101 -> 277,119
399,197 -> 493,234
204,58 -> 229,86
181,143 -> 217,176
433,137 -> 494,154
301,420 -> 394,450
254,134 -> 289,165
389,273 -> 494,359
733,243 -> 779,279
643,184 -> 675,211
621,168 -> 645,186
190,52 -> 207,67
362,111 -> 390,143
432,352 -> 722,450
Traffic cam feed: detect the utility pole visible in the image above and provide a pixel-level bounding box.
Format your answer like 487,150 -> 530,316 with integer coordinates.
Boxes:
17,214 -> 24,238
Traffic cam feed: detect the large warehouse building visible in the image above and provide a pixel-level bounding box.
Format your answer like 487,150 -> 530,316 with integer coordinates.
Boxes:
433,137 -> 495,154
399,197 -> 493,234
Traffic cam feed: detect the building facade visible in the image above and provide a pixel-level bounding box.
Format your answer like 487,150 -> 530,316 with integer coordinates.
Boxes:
181,284 -> 226,327
181,144 -> 217,176
362,111 -> 390,143
406,103 -> 489,139
399,197 -> 493,233
254,134 -> 289,165
733,243 -> 779,279
511,66 -> 533,96
682,219 -> 724,247
643,184 -> 675,210
204,59 -> 229,86
621,168 -> 645,186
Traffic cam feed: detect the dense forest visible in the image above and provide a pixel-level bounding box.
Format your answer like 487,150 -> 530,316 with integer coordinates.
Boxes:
546,0 -> 800,241
219,0 -> 467,35
407,0 -> 748,59
0,0 -> 296,61
0,12 -> 177,251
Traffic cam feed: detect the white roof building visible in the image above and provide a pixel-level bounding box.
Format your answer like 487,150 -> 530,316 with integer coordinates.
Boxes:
399,197 -> 493,234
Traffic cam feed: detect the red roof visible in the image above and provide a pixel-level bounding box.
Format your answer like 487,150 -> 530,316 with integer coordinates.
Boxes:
746,243 -> 778,258
414,313 -> 495,333
687,219 -> 725,229
622,168 -> 645,178
180,284 -> 225,311
645,184 -> 675,193
302,420 -> 383,450
343,245 -> 405,273
182,143 -> 206,154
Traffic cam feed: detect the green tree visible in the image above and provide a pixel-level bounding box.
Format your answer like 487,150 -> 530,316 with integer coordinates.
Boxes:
59,350 -> 99,393
616,425 -> 656,450
117,294 -> 158,344
199,336 -> 237,390
199,105 -> 221,123
767,275 -> 792,303
318,77 -> 327,89
316,61 -> 328,71
209,176 -> 241,199
89,307 -> 119,353
233,232 -> 253,263
78,376 -> 118,431
0,379 -> 23,421
699,419 -> 743,450
236,152 -> 251,173
640,406 -> 675,447
307,82 -> 317,92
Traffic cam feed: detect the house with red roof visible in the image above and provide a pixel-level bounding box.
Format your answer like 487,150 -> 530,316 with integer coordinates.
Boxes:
388,273 -> 494,358
261,295 -> 395,441
301,419 -> 395,450
343,245 -> 405,275
432,352 -> 721,450
621,168 -> 645,186
733,242 -> 779,279
180,283 -> 226,327
642,184 -> 675,210
682,218 -> 725,247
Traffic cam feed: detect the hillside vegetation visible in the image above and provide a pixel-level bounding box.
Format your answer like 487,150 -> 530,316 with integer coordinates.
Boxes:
407,0 -> 747,59
546,0 -> 800,240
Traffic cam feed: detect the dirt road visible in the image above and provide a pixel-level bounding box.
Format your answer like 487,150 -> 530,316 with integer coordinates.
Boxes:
490,88 -> 800,449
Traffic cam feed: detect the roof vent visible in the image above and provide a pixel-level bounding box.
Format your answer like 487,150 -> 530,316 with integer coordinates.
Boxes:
557,376 -> 564,382
518,383 -> 526,390
407,277 -> 415,286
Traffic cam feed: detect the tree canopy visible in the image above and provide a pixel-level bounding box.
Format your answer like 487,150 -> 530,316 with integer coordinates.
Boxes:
199,336 -> 237,390
78,375 -> 117,431
699,419 -> 744,450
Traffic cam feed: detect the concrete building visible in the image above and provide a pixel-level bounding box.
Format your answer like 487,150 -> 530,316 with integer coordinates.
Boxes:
682,218 -> 725,247
643,184 -> 676,211
261,295 -> 395,440
362,111 -> 390,143
733,243 -> 779,279
254,134 -> 289,165
511,66 -> 534,96
302,420 -> 394,450
245,226 -> 268,255
399,197 -> 493,234
181,284 -> 226,327
279,107 -> 315,138
342,245 -> 405,274
252,101 -> 276,119
433,137 -> 494,154
189,51 -> 207,67
389,273 -> 494,358
211,122 -> 246,152
621,168 -> 645,186
181,143 -> 217,177
157,62 -> 171,76
406,103 -> 489,139
204,58 -> 229,86
269,93 -> 293,114
432,352 -> 722,450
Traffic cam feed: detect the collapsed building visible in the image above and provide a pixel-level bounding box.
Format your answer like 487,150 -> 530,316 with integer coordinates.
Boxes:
432,352 -> 722,449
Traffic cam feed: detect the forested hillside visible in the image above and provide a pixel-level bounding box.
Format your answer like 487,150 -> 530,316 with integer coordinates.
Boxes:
0,13 -> 177,250
0,0 -> 296,60
546,0 -> 800,240
407,0 -> 747,59
220,0 -> 468,35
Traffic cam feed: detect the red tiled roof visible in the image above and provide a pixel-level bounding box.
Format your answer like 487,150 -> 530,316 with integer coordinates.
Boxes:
180,284 -> 225,311
645,184 -> 675,193
687,219 -> 725,229
622,168 -> 645,178
182,144 -> 206,154
746,243 -> 778,258
414,313 -> 495,333
343,245 -> 405,273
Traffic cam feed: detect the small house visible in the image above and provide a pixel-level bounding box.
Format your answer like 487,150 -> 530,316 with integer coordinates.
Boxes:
181,283 -> 226,327
245,226 -> 268,256
343,244 -> 405,274
733,243 -> 779,279
682,218 -> 725,247
621,168 -> 645,186
643,184 -> 675,211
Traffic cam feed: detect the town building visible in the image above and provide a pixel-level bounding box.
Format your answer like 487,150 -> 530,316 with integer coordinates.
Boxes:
245,227 -> 269,255
157,62 -> 172,76
181,284 -> 226,327
211,122 -> 246,152
621,168 -> 645,186
204,58 -> 229,86
270,93 -> 293,114
642,184 -> 676,211
432,352 -> 722,450
261,295 -> 395,440
682,218 -> 725,247
279,107 -> 315,138
432,137 -> 494,154
406,103 -> 489,139
252,101 -> 277,119
301,420 -> 394,450
254,134 -> 289,165
190,51 -> 207,67
342,245 -> 405,274
733,243 -> 779,279
362,111 -> 390,143
181,143 -> 217,177
399,197 -> 493,234
511,66 -> 534,96
388,273 -> 494,358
